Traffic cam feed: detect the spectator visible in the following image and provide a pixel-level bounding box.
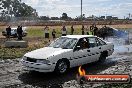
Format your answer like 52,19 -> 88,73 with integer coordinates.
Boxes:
81,25 -> 85,35
17,26 -> 23,40
93,25 -> 98,36
6,26 -> 11,39
86,26 -> 92,35
71,25 -> 74,35
90,24 -> 94,30
97,28 -> 101,37
44,26 -> 49,38
61,26 -> 67,36
52,29 -> 56,39
90,24 -> 95,35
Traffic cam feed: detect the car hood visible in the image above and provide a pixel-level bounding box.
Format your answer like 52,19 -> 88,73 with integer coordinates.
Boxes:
24,47 -> 72,59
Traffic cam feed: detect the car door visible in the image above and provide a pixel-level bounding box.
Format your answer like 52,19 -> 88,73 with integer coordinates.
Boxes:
96,38 -> 107,52
72,38 -> 91,67
86,37 -> 101,62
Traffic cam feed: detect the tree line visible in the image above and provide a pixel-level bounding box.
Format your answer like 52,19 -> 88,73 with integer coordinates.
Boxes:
0,0 -> 130,22
0,0 -> 38,21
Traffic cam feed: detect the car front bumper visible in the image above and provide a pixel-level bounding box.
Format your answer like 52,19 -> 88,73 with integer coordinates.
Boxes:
21,59 -> 56,72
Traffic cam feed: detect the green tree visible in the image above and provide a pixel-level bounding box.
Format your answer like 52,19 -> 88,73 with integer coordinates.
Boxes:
61,13 -> 68,20
0,0 -> 38,17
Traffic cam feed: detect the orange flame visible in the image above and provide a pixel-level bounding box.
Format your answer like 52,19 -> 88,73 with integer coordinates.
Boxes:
78,66 -> 86,76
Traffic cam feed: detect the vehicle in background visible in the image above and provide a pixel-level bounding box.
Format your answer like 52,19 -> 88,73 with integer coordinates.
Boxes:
2,27 -> 27,38
21,35 -> 114,74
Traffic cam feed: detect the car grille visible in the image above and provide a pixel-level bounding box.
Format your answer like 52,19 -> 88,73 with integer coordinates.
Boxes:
26,57 -> 37,63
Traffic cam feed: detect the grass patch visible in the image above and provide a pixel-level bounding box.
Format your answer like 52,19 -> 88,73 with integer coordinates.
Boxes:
27,28 -> 44,37
0,40 -> 48,59
26,26 -> 82,38
0,26 -> 5,32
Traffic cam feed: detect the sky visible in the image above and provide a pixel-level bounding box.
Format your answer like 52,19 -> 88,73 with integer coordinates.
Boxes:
22,0 -> 132,18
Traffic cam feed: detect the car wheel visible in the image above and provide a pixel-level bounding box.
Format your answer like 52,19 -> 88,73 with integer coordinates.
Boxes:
99,53 -> 107,62
55,60 -> 68,74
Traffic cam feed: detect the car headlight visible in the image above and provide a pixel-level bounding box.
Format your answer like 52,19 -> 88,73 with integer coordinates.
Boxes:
36,59 -> 50,64
22,56 -> 27,61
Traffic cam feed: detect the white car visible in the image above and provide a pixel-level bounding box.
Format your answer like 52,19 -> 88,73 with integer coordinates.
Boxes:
21,35 -> 114,74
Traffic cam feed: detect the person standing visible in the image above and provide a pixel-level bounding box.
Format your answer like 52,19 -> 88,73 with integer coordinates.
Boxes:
61,26 -> 67,36
17,26 -> 23,40
93,25 -> 98,36
86,26 -> 90,35
81,25 -> 85,35
44,26 -> 49,38
52,29 -> 56,39
6,26 -> 11,39
90,24 -> 94,35
71,25 -> 74,35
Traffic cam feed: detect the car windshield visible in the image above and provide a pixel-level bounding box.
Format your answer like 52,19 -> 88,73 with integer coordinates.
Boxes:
49,37 -> 78,49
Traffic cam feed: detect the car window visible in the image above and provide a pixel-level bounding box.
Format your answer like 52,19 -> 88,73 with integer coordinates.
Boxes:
87,37 -> 106,48
62,38 -> 78,49
97,38 -> 106,46
87,37 -> 98,48
49,37 -> 78,49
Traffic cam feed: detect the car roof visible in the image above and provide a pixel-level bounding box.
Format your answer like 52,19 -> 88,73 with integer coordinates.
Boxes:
11,28 -> 17,30
62,35 -> 96,39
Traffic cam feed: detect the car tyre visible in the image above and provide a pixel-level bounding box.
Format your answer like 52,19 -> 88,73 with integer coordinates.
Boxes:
98,53 -> 107,62
55,60 -> 68,74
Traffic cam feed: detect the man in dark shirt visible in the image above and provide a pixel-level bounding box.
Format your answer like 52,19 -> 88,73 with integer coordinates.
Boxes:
6,26 -> 11,39
52,29 -> 56,39
93,25 -> 98,36
17,26 -> 23,40
71,25 -> 74,35
81,25 -> 85,35
61,26 -> 67,36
